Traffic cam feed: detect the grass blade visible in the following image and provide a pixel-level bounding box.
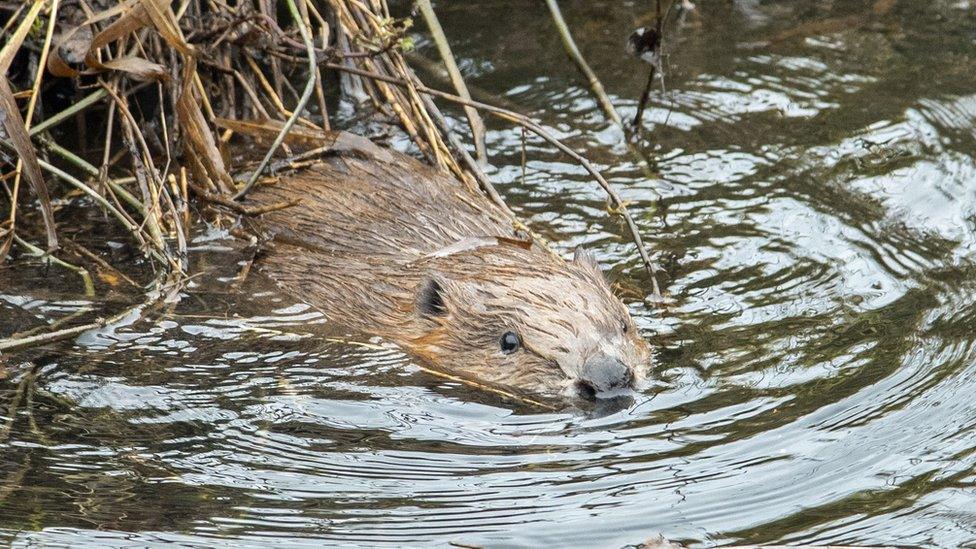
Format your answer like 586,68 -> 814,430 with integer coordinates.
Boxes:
0,76 -> 58,250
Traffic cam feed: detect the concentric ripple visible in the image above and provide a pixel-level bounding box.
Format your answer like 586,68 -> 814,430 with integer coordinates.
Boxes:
5,1 -> 976,547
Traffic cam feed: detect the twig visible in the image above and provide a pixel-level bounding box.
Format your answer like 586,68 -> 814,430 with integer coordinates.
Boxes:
29,89 -> 109,136
12,233 -> 95,297
323,62 -> 663,294
7,305 -> 93,340
0,140 -> 170,266
545,0 -> 662,189
416,0 -> 488,165
0,3 -> 26,36
631,0 -> 672,134
0,316 -> 105,353
420,92 -> 513,217
104,84 -> 167,254
63,238 -> 141,289
28,81 -> 153,139
32,158 -> 141,237
544,0 -> 622,127
633,65 -> 657,134
6,0 -> 60,250
0,75 -> 58,251
190,178 -> 301,215
229,235 -> 258,290
303,0 -> 331,131
234,0 -> 317,201
405,51 -> 521,111
0,0 -> 44,73
0,294 -> 152,353
33,135 -> 145,214
20,0 -> 58,129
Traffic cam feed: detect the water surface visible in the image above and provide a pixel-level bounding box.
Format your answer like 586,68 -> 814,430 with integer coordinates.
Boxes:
4,1 -> 976,547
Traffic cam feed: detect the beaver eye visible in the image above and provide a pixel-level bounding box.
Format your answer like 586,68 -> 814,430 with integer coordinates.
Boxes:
621,320 -> 629,334
500,331 -> 521,354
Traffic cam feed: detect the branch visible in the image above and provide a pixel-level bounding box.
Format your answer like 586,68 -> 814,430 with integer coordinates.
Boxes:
234,0 -> 317,201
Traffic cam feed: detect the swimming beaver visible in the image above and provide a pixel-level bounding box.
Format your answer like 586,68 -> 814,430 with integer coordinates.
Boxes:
247,144 -> 651,398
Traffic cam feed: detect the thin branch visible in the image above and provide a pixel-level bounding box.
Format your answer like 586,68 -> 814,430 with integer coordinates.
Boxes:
0,138 -> 168,266
632,0 -> 674,134
0,280 -> 168,353
544,0 -> 621,126
1,316 -> 105,352
28,81 -> 153,138
7,305 -> 93,340
632,65 -> 657,133
234,0 -> 316,201
189,178 -> 301,215
12,234 -> 95,296
63,237 -> 141,289
416,0 -> 488,165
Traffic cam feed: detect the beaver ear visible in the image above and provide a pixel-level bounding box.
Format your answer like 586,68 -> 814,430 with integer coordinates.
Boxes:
417,276 -> 448,318
573,247 -> 606,280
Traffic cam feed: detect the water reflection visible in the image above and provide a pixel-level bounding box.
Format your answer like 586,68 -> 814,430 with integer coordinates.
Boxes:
5,1 -> 976,547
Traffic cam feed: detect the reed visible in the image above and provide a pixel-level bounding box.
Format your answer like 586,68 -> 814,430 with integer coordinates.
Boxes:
0,0 -> 662,339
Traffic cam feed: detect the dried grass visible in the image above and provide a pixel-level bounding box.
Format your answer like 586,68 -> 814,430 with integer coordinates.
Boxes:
0,0 -> 661,298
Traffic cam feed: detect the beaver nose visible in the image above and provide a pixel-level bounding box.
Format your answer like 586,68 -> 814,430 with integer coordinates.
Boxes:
579,354 -> 633,396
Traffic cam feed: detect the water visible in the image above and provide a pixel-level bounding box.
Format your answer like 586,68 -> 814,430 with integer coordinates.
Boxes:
4,1 -> 976,546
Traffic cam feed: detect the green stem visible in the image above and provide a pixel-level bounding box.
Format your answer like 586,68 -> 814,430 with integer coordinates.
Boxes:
35,136 -> 144,214
12,234 -> 95,296
29,89 -> 108,137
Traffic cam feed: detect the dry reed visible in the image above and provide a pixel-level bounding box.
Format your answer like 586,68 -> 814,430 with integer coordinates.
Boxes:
0,0 -> 662,349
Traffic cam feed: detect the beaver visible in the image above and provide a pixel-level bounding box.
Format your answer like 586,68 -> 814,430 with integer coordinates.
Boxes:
246,143 -> 651,399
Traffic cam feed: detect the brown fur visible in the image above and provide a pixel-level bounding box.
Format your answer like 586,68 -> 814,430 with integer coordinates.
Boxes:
248,149 -> 651,396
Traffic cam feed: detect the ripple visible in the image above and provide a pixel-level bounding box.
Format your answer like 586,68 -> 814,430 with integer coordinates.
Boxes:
6,2 -> 976,548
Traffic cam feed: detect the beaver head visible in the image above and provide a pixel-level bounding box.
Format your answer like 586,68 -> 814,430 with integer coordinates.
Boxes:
402,239 -> 651,399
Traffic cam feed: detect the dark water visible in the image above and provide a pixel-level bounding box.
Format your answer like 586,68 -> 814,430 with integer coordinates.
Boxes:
5,1 -> 976,546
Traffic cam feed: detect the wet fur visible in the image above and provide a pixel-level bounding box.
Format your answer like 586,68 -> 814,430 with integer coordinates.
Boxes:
248,150 -> 650,395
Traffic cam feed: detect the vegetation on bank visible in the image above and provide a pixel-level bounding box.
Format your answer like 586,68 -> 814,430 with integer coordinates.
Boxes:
0,0 -> 671,352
